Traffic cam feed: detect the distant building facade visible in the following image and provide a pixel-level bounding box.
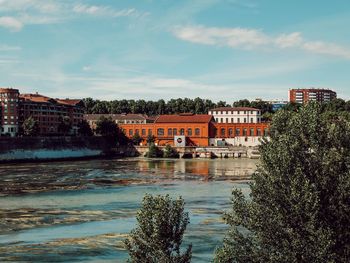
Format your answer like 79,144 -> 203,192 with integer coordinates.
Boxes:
0,88 -> 84,137
289,88 -> 337,104
84,114 -> 156,130
208,107 -> 262,123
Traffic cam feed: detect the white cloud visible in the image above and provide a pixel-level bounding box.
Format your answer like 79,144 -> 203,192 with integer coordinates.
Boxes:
72,4 -> 144,18
173,25 -> 350,59
0,44 -> 21,51
0,16 -> 22,31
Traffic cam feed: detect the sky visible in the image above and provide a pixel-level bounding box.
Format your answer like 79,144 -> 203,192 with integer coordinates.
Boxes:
0,0 -> 350,102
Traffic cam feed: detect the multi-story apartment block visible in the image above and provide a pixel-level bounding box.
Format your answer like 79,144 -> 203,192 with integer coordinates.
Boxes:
0,88 -> 84,137
0,88 -> 20,137
289,88 -> 337,104
208,107 -> 262,124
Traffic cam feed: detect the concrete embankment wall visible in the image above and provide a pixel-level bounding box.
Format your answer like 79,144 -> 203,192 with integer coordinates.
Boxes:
0,136 -> 114,162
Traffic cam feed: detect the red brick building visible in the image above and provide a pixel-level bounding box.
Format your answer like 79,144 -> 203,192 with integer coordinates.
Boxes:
119,113 -> 270,147
289,88 -> 337,104
0,88 -> 84,137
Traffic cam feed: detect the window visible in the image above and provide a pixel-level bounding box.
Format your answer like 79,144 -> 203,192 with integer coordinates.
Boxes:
237,111 -> 240,114
168,128 -> 172,136
135,129 -> 139,135
243,128 -> 247,136
251,118 -> 254,123
264,128 -> 269,137
157,128 -> 164,136
142,129 -> 146,136
148,129 -> 152,135
250,128 -> 254,136
237,118 -> 240,123
129,129 -> 133,136
215,118 -> 218,122
244,111 -> 246,114
221,128 -> 225,137
180,128 -> 185,135
228,128 -> 233,137
173,128 -> 177,135
195,128 -> 200,136
257,128 -> 261,136
231,118 -> 234,123
235,128 -> 240,136
244,118 -> 247,123
220,118 -> 223,123
187,128 -> 192,136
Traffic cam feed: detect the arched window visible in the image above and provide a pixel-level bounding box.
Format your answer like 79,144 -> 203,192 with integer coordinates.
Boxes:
168,128 -> 172,136
173,128 -> 177,136
221,128 -> 225,137
250,128 -> 254,136
195,128 -> 200,136
187,128 -> 192,136
157,128 -> 164,136
180,128 -> 185,135
235,128 -> 240,136
243,128 -> 247,136
257,128 -> 261,136
228,128 -> 233,137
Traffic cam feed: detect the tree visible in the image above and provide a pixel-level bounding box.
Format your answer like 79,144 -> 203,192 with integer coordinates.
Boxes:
146,143 -> 163,158
95,116 -> 117,137
22,116 -> 39,136
215,102 -> 350,263
125,194 -> 192,263
163,144 -> 179,158
58,116 -> 72,136
131,133 -> 143,145
77,120 -> 93,136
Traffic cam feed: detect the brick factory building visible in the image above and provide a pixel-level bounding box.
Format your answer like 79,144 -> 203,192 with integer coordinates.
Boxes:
289,88 -> 337,104
118,113 -> 269,147
0,88 -> 84,137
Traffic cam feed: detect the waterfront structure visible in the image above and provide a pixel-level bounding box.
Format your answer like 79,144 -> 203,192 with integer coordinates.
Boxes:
0,88 -> 20,137
84,114 -> 155,130
289,88 -> 337,104
208,107 -> 262,123
119,113 -> 269,147
0,88 -> 84,137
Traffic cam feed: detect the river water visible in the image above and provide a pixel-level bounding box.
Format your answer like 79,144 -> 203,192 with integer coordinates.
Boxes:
0,158 -> 257,262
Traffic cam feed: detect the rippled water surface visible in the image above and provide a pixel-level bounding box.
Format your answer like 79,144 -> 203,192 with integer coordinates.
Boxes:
0,158 -> 257,262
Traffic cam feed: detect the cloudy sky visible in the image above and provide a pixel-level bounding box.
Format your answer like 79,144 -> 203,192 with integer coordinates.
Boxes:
1,0 -> 350,101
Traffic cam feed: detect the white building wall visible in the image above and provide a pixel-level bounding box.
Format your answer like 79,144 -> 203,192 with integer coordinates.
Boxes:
208,110 -> 261,123
209,137 -> 266,147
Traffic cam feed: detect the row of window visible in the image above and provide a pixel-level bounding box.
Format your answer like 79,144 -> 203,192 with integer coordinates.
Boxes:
127,128 -> 202,137
215,117 -> 259,123
210,110 -> 258,115
216,128 -> 269,137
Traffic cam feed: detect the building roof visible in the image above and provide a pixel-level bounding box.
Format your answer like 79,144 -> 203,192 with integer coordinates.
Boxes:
20,93 -> 82,106
0,88 -> 19,93
155,114 -> 214,123
84,113 -> 153,121
209,107 -> 260,112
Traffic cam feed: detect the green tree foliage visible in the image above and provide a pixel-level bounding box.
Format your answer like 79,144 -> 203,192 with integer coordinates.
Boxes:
77,119 -> 93,136
131,133 -> 143,145
95,116 -> 117,137
215,102 -> 350,263
233,99 -> 273,114
146,143 -> 163,158
57,116 -> 72,135
125,194 -> 192,263
163,144 -> 179,158
22,116 -> 39,136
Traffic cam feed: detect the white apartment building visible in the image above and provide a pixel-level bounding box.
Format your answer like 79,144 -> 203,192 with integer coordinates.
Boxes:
208,107 -> 262,124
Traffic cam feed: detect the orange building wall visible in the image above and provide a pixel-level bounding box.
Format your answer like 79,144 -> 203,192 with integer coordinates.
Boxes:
119,122 -> 270,147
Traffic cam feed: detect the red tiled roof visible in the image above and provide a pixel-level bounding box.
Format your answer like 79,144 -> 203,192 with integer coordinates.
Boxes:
155,114 -> 214,123
57,99 -> 82,106
20,94 -> 82,106
209,107 -> 259,111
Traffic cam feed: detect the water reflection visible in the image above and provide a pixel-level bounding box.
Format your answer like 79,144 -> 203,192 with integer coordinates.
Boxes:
0,158 -> 256,262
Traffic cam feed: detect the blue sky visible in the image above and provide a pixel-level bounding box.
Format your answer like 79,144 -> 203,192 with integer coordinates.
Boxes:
0,0 -> 350,101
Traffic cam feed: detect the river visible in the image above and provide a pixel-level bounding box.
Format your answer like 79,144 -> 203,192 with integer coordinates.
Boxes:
0,158 -> 257,262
